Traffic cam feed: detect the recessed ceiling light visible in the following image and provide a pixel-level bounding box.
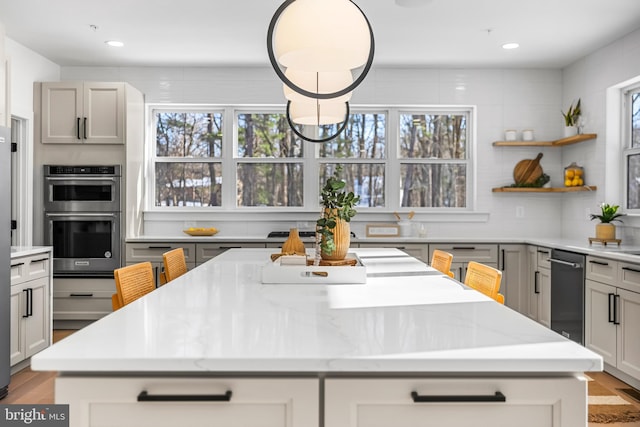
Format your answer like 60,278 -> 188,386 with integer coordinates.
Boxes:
502,42 -> 520,50
105,40 -> 124,48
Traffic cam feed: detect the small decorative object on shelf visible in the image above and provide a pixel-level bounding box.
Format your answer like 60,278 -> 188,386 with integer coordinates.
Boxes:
522,129 -> 534,141
589,203 -> 625,242
564,162 -> 584,187
183,227 -> 219,236
315,165 -> 360,263
562,98 -> 581,137
504,129 -> 517,141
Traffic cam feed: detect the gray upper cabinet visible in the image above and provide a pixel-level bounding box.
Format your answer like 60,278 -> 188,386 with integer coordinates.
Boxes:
41,82 -> 125,144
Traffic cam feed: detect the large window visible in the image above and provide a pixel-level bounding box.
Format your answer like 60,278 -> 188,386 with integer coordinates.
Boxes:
154,110 -> 223,207
148,105 -> 474,211
236,113 -> 304,207
625,87 -> 640,210
398,111 -> 470,208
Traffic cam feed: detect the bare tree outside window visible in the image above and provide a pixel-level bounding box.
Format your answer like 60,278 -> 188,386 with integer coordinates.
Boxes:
154,111 -> 223,207
237,113 -> 304,207
319,113 -> 386,207
399,112 -> 469,208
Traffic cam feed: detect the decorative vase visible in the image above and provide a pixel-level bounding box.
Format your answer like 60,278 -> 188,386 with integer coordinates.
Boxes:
563,126 -> 577,138
321,215 -> 351,261
282,228 -> 306,255
595,223 -> 616,240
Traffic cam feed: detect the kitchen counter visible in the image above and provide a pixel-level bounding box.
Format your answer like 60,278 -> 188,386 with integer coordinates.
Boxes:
32,248 -> 601,373
31,248 -> 601,427
10,246 -> 53,258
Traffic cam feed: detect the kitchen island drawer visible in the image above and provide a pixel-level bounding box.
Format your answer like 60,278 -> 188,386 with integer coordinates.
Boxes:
586,256 -> 618,285
11,253 -> 51,285
56,377 -> 319,427
126,243 -> 196,263
325,376 -> 586,427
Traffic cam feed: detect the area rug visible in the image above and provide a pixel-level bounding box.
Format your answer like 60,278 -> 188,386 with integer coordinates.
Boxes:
589,377 -> 640,424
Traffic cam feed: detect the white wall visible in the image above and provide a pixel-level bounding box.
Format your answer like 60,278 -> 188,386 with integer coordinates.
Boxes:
58,65 -> 569,239
5,38 -> 60,245
561,28 -> 640,243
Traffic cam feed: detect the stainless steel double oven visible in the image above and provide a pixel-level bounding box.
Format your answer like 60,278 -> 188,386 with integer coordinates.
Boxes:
44,165 -> 122,277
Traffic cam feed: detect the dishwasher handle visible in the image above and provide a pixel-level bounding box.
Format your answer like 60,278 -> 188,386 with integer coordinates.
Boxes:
548,258 -> 582,269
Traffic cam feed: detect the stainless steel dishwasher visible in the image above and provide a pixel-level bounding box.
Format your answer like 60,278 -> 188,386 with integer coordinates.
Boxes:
549,249 -> 585,344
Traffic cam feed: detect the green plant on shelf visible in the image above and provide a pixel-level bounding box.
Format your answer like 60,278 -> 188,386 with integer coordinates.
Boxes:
507,173 -> 550,188
562,99 -> 581,127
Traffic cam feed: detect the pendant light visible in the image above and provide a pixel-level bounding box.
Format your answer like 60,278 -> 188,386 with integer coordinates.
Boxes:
267,0 -> 374,143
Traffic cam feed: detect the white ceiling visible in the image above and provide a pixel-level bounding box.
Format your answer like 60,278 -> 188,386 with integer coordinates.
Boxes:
1,0 -> 640,68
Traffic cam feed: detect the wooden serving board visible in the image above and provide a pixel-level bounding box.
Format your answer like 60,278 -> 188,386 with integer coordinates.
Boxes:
513,152 -> 543,185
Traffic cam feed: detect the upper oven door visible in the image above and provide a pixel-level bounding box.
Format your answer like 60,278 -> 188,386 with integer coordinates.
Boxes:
44,176 -> 120,212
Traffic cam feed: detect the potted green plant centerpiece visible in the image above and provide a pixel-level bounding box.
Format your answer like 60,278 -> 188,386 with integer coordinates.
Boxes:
315,166 -> 360,261
590,203 -> 625,240
562,98 -> 581,138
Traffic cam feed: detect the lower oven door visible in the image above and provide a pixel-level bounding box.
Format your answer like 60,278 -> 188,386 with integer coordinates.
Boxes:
44,212 -> 121,277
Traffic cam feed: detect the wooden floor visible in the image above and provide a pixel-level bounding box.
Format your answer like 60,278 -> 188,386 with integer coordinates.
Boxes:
3,330 -> 640,427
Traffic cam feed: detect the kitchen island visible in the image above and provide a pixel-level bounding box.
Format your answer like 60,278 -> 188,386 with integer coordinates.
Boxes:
32,248 -> 602,427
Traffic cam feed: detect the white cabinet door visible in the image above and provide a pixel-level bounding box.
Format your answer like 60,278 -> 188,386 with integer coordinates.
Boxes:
24,277 -> 50,358
56,377 -> 319,427
325,377 -> 586,427
41,82 -> 125,144
617,287 -> 640,379
83,82 -> 125,144
525,246 -> 551,328
10,277 -> 50,365
585,279 -> 617,365
41,82 -> 83,143
9,283 -> 25,366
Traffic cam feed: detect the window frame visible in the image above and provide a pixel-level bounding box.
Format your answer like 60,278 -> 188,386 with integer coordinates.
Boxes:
623,84 -> 640,214
145,104 -> 476,213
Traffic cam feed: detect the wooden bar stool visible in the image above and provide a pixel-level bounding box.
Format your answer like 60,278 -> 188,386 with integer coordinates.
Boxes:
464,261 -> 504,304
430,249 -> 454,278
162,248 -> 188,283
112,261 -> 155,311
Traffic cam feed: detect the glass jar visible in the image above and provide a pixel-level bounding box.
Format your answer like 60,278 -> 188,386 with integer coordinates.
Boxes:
564,162 -> 584,187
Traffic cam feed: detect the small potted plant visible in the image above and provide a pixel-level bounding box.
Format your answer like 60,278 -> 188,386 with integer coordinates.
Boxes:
562,99 -> 581,138
590,203 -> 625,240
315,166 -> 360,261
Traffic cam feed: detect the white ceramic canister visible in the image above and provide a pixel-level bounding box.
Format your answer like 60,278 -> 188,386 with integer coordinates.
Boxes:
522,129 -> 534,141
504,130 -> 517,141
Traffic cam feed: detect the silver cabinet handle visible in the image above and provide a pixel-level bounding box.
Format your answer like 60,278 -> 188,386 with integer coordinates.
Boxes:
548,258 -> 581,269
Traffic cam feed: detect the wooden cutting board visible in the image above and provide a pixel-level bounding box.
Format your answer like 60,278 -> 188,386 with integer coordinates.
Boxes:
513,152 -> 543,185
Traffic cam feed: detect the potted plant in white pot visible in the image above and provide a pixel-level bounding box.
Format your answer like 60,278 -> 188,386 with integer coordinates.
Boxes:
562,99 -> 581,138
315,166 -> 360,262
590,203 -> 625,240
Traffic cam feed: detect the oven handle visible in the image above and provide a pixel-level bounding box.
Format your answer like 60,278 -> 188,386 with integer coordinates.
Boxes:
45,177 -> 117,182
46,213 -> 118,217
548,258 -> 582,269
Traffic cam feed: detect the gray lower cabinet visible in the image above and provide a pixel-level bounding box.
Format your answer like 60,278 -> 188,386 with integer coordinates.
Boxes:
125,243 -> 197,287
53,277 -> 114,329
428,244 -> 498,282
523,246 -> 551,328
498,244 -> 529,311
585,255 -> 640,388
10,252 -> 51,371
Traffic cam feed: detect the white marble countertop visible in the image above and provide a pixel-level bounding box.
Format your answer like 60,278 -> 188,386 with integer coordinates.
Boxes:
32,248 -> 602,375
10,246 -> 52,259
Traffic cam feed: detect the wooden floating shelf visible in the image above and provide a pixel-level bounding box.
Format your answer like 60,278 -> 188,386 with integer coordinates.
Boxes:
492,186 -> 597,193
492,133 -> 597,147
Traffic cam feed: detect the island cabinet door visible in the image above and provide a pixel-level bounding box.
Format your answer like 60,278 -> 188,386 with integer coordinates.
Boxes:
56,377 -> 319,427
324,377 -> 586,427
